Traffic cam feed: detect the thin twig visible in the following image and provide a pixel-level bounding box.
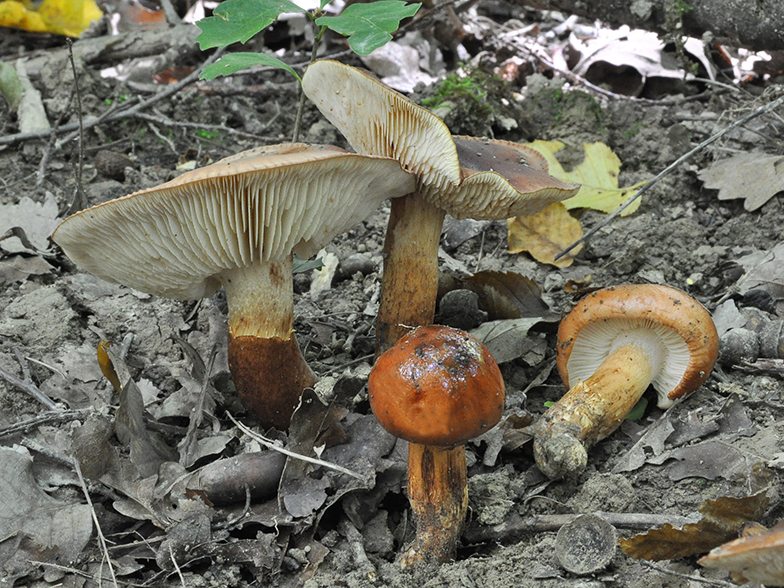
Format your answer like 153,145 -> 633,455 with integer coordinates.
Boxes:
555,91 -> 784,260
640,560 -> 738,588
0,365 -> 58,410
37,86 -> 75,187
463,511 -> 695,544
0,49 -> 223,149
226,412 -> 366,480
0,408 -> 91,439
72,458 -> 119,588
66,39 -> 86,213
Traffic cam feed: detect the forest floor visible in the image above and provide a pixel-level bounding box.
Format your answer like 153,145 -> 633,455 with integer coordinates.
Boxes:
1,3 -> 783,587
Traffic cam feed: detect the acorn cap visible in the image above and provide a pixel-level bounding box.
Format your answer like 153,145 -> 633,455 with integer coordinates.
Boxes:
302,60 -> 580,219
368,325 -> 505,446
52,143 -> 416,299
556,284 -> 719,408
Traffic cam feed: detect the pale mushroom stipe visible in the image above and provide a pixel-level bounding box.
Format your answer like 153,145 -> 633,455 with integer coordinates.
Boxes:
301,60 -> 580,354
53,143 -> 415,430
534,284 -> 719,479
368,325 -> 505,568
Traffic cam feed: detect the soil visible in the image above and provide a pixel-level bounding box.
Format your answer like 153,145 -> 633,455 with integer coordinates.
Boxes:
1,10 -> 783,588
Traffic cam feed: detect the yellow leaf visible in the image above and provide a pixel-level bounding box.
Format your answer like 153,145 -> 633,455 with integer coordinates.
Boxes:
0,1 -> 47,32
507,202 -> 583,268
527,140 -> 644,216
0,0 -> 102,36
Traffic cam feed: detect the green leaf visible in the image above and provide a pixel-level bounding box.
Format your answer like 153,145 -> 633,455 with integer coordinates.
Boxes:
293,255 -> 323,274
625,397 -> 648,421
196,0 -> 306,49
320,0 -> 332,8
315,1 -> 420,55
200,53 -> 300,81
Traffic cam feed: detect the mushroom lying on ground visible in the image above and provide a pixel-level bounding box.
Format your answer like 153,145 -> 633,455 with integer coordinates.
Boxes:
699,521 -> 784,586
53,143 -> 415,430
534,284 -> 719,479
301,60 -> 580,354
368,325 -> 505,568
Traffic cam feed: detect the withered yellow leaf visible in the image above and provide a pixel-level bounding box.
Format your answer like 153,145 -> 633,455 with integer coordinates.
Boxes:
507,202 -> 583,268
526,140 -> 644,216
0,0 -> 102,36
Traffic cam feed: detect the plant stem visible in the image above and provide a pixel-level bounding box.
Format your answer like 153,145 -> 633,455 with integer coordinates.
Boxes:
292,24 -> 327,142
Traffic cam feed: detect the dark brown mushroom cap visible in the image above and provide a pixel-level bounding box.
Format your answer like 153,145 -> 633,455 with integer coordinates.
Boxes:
368,325 -> 505,446
556,284 -> 719,408
52,143 -> 415,300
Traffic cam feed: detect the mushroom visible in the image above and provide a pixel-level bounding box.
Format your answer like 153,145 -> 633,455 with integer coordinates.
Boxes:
301,60 -> 580,353
699,521 -> 784,586
533,284 -> 719,479
368,325 -> 505,567
53,143 -> 415,429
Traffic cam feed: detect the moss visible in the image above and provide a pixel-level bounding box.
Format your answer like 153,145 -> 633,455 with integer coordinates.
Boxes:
419,66 -> 526,138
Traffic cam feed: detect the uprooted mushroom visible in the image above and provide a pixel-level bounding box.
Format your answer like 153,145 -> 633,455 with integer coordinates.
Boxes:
53,143 -> 415,430
301,60 -> 580,354
534,284 -> 719,479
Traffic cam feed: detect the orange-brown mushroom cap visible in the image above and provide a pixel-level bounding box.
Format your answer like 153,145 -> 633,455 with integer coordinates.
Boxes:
368,325 -> 505,446
556,284 -> 719,408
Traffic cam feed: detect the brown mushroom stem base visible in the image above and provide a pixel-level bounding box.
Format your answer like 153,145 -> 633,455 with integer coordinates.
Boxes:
401,442 -> 468,569
222,257 -> 316,430
376,193 -> 446,356
533,342 -> 654,479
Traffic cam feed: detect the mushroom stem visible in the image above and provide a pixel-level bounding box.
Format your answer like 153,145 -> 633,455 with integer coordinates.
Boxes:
376,193 -> 446,355
401,442 -> 468,568
221,255 -> 316,429
534,340 -> 655,480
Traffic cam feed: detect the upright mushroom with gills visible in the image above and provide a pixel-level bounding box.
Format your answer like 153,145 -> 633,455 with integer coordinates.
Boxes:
368,325 -> 505,568
53,143 -> 415,430
301,60 -> 580,354
534,284 -> 719,479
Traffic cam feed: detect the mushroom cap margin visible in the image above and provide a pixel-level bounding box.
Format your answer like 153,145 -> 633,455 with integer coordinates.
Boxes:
52,143 -> 415,300
556,284 -> 719,407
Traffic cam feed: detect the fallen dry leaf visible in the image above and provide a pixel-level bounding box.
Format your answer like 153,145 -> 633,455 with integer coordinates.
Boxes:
0,193 -> 60,255
527,141 -> 644,215
508,202 -> 583,267
699,153 -> 784,211
619,491 -> 769,561
569,28 -> 713,96
0,447 -> 93,571
458,270 -> 556,320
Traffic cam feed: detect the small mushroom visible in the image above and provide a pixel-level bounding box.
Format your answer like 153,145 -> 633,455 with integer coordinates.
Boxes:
699,521 -> 784,586
534,284 -> 719,479
368,325 -> 505,568
53,143 -> 415,429
302,60 -> 580,353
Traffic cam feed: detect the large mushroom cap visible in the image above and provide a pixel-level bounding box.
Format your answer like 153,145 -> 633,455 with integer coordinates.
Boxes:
368,325 -> 505,446
302,60 -> 580,219
556,284 -> 719,408
302,60 -> 461,194
53,143 -> 415,299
